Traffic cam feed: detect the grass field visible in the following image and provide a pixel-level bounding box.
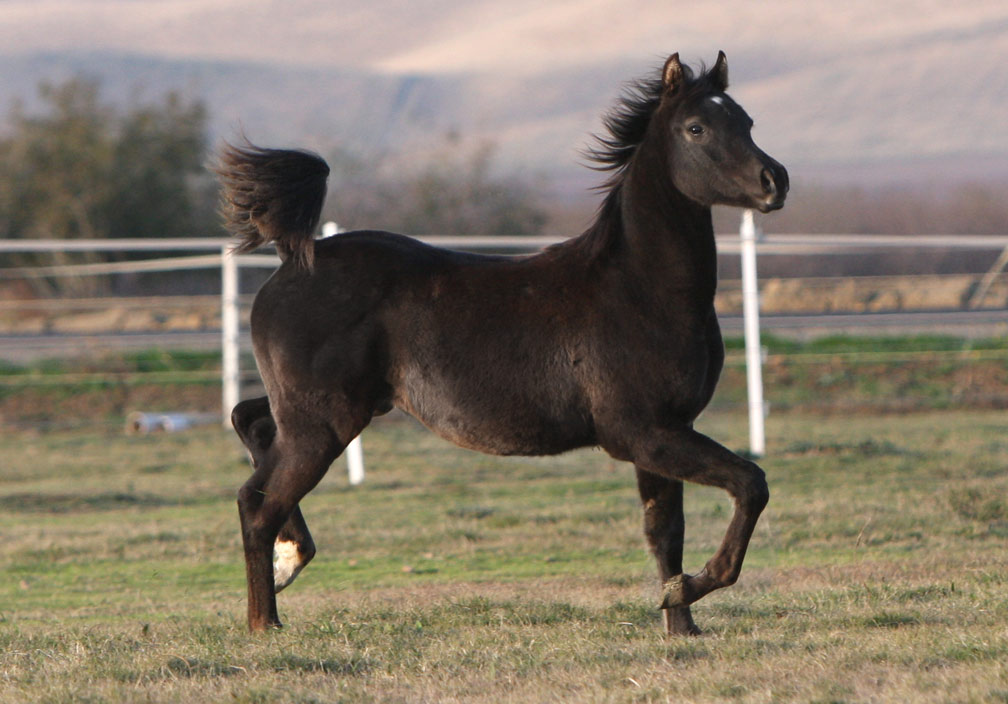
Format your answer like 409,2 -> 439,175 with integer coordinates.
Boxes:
3,335 -> 1008,429
2,401 -> 1007,702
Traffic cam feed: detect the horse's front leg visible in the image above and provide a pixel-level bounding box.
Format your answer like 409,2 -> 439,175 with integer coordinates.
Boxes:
634,467 -> 701,636
627,426 -> 769,612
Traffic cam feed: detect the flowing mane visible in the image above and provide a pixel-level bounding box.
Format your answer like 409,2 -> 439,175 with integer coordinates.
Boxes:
568,60 -> 726,261
586,73 -> 669,176
586,60 -> 725,179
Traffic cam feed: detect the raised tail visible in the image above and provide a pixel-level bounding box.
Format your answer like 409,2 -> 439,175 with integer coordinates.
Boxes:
213,141 -> 330,270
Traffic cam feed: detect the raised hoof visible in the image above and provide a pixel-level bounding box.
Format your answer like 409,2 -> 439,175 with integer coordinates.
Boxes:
274,566 -> 304,593
273,539 -> 307,593
660,574 -> 689,609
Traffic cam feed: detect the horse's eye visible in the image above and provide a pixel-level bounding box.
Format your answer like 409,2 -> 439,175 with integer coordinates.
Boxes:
688,124 -> 705,137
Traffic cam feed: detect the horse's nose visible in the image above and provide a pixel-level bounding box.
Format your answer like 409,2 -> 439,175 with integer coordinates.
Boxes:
759,162 -> 789,209
760,168 -> 777,197
758,171 -> 774,198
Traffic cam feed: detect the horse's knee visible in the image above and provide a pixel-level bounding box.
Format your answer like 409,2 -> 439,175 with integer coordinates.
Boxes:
742,466 -> 769,512
725,461 -> 768,511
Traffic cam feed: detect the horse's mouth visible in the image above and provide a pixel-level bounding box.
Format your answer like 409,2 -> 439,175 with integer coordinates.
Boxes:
757,196 -> 786,213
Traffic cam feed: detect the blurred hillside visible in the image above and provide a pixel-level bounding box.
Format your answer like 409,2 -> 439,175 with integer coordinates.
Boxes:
1,0 -> 1006,201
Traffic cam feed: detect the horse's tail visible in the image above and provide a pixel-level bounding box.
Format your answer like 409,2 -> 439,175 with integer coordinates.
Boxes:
213,141 -> 330,270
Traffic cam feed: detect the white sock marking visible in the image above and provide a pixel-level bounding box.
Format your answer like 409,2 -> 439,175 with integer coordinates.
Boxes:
273,539 -> 304,592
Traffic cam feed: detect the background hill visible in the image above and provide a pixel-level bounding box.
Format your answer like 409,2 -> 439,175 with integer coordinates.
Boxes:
1,0 -> 1006,199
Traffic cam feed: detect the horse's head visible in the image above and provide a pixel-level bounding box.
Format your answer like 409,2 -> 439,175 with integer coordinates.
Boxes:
657,52 -> 788,213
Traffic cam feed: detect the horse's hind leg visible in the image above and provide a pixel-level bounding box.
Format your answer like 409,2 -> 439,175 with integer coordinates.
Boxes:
237,418 -> 342,631
273,504 -> 314,592
232,397 -> 315,591
628,426 -> 769,612
634,468 -> 701,636
232,397 -> 275,466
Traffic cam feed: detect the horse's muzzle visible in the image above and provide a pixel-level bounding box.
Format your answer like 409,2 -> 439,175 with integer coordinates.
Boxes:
757,160 -> 789,212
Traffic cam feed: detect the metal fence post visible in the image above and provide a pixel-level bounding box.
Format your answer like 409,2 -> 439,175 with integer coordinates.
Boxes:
221,244 -> 240,427
740,210 -> 766,457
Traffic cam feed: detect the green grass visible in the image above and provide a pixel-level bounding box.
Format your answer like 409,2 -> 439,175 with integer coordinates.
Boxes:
723,333 -> 1008,356
1,408 -> 1007,702
0,349 -> 224,377
715,335 -> 1008,413
3,337 -> 1007,429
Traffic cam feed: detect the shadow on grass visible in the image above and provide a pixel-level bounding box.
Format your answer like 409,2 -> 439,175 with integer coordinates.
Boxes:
268,652 -> 373,676
0,491 -> 184,514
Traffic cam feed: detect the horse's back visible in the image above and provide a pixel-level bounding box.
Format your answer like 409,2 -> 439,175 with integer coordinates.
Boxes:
251,230 -> 484,329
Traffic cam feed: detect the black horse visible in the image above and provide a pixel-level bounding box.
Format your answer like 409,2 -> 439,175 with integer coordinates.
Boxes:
215,51 -> 788,636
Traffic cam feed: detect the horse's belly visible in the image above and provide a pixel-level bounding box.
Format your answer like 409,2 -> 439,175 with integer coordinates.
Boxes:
395,373 -> 594,457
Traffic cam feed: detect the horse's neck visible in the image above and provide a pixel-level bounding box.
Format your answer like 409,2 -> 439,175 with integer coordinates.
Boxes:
617,162 -> 718,297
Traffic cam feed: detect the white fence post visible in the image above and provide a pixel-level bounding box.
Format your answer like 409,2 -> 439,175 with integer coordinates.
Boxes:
221,244 -> 240,427
322,221 -> 366,485
346,435 -> 365,485
740,210 -> 766,457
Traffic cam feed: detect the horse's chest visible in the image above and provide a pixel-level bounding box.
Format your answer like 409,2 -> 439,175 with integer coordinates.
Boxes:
658,327 -> 720,396
596,305 -> 722,422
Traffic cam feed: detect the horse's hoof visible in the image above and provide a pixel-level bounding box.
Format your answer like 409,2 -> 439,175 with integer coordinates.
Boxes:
660,574 -> 688,608
249,619 -> 283,633
274,565 -> 304,593
664,606 -> 702,637
273,539 -> 306,592
668,619 -> 703,637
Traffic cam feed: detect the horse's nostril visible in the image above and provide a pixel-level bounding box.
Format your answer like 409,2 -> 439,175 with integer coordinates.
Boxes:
760,168 -> 776,196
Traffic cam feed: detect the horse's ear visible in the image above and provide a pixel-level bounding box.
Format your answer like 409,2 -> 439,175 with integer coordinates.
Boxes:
713,50 -> 729,90
662,53 -> 685,93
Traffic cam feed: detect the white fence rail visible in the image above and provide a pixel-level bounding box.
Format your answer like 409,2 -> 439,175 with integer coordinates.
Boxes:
3,220 -> 1008,467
